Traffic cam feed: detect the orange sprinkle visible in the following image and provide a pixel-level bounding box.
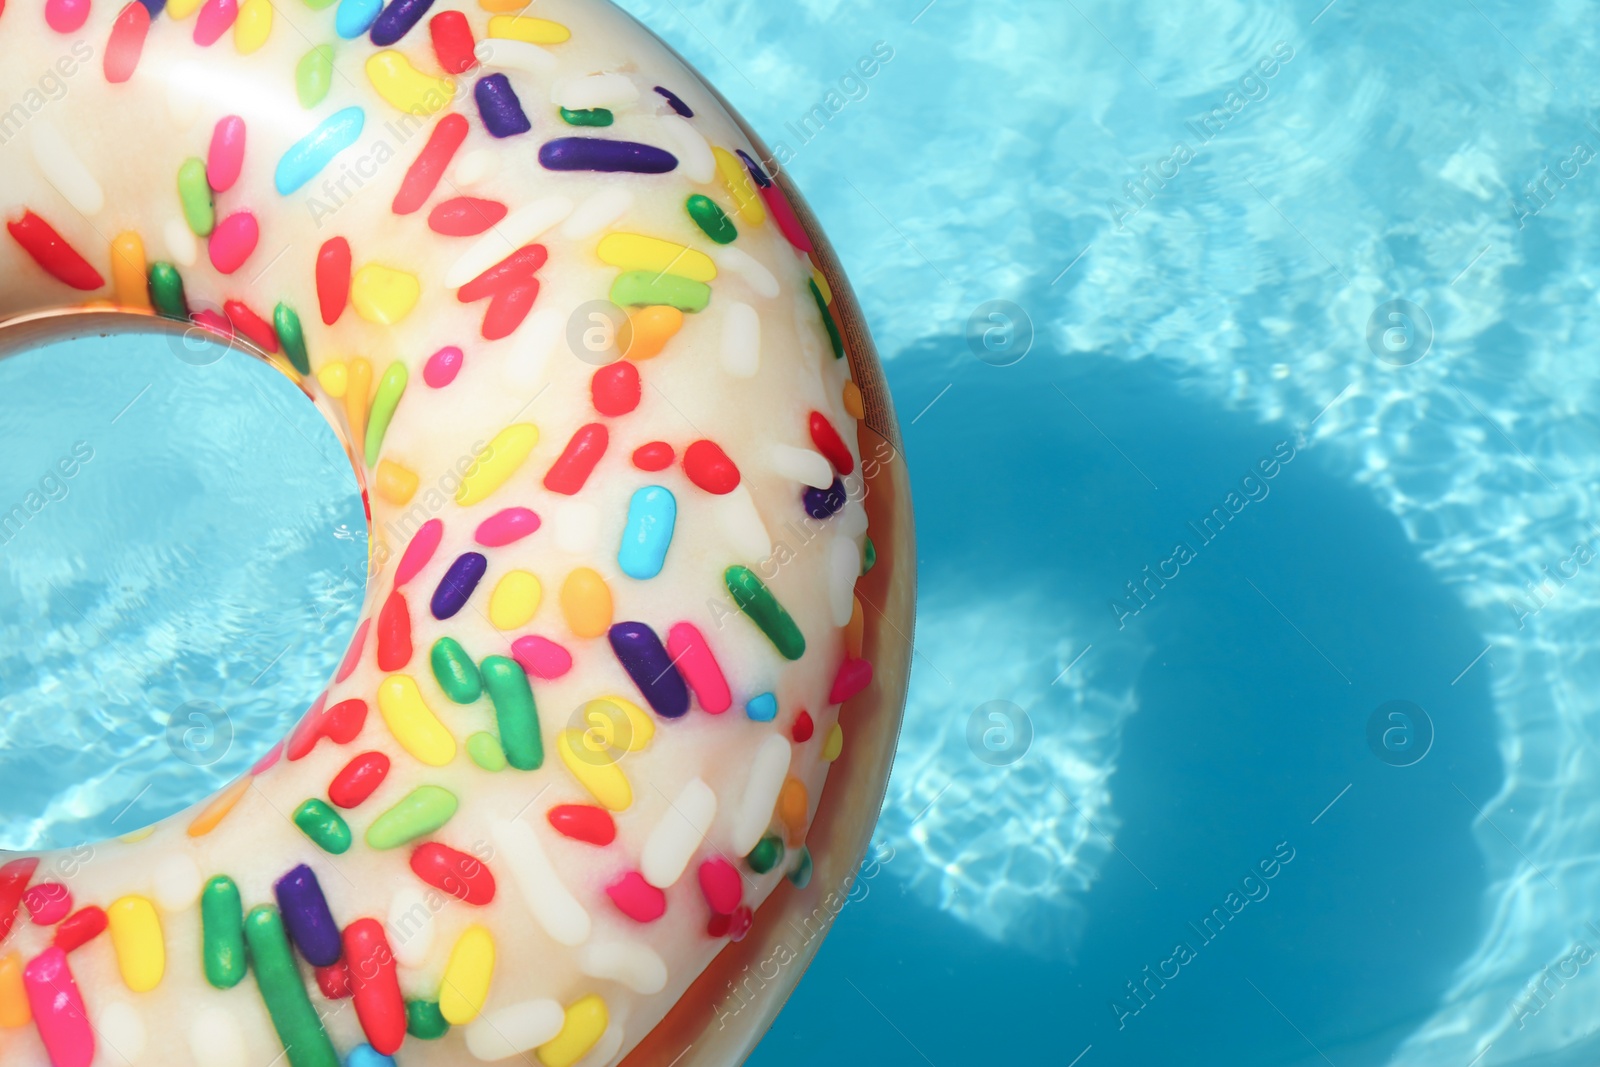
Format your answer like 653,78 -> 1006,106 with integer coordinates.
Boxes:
846,597 -> 864,659
623,305 -> 682,361
0,953 -> 29,1028
187,776 -> 251,838
111,232 -> 151,311
345,357 -> 373,458
560,567 -> 613,639
376,459 -> 419,505
843,380 -> 864,420
777,776 -> 809,845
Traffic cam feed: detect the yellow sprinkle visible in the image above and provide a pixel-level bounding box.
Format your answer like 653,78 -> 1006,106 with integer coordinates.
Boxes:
118,826 -> 155,844
823,723 -> 843,762
366,51 -> 455,117
456,423 -> 539,505
167,0 -> 202,15
234,0 -> 272,54
188,776 -> 250,837
439,925 -> 495,1025
107,896 -> 165,993
488,570 -> 542,630
842,380 -> 864,420
111,232 -> 150,311
846,596 -> 864,659
377,675 -> 457,766
317,360 -> 348,399
537,995 -> 609,1067
580,696 -> 653,753
623,305 -> 683,361
345,357 -> 373,458
713,146 -> 766,225
557,729 -> 632,810
596,233 -> 716,283
351,264 -> 421,326
376,459 -> 419,505
811,268 -> 833,305
487,15 -> 571,43
0,954 -> 29,1029
559,568 -> 612,639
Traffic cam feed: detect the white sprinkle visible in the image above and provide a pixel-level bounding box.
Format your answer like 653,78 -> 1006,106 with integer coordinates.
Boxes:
715,483 -> 771,561
553,73 -> 639,110
151,853 -> 203,911
719,301 -> 760,378
453,147 -> 501,186
475,37 -> 557,78
641,778 -> 717,889
505,307 -> 562,390
465,998 -> 565,1061
837,496 -> 869,539
552,500 -> 601,554
99,1000 -> 146,1063
491,818 -> 592,946
768,444 -> 832,489
387,885 -> 435,968
732,735 -> 792,854
575,1016 -> 626,1067
446,197 -> 573,288
164,218 -> 197,267
828,537 -> 858,627
188,1007 -> 247,1067
560,188 -> 634,240
29,120 -> 104,216
656,114 -> 714,183
714,246 -> 779,299
577,942 -> 667,995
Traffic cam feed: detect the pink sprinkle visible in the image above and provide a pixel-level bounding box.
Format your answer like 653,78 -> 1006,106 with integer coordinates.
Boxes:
193,0 -> 237,46
24,883 -> 72,926
44,0 -> 89,33
103,1 -> 150,84
208,211 -> 258,274
251,740 -> 284,775
510,635 -> 571,680
606,871 -> 666,923
208,115 -> 246,193
828,657 -> 873,705
394,518 -> 443,588
474,507 -> 539,547
335,619 -> 370,683
697,859 -> 741,916
24,948 -> 94,1067
666,622 -> 731,713
190,308 -> 233,338
707,904 -> 753,941
422,345 -> 464,388
761,184 -> 813,253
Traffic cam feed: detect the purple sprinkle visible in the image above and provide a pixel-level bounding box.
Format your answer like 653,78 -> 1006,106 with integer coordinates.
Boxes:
369,0 -> 433,46
274,864 -> 341,967
803,477 -> 846,520
539,137 -> 678,174
138,0 -> 167,14
735,148 -> 773,189
608,621 -> 689,718
432,552 -> 487,619
653,85 -> 693,117
475,74 -> 531,139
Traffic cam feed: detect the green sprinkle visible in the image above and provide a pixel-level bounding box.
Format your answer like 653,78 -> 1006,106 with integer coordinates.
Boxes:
466,731 -> 507,771
610,271 -> 710,313
274,302 -> 309,375
809,278 -> 843,358
431,637 -> 482,704
787,845 -> 813,888
365,785 -> 458,850
177,157 -> 215,238
724,565 -> 806,660
686,194 -> 737,245
559,106 -> 613,126
746,835 -> 784,874
296,44 -> 335,109
862,535 -> 876,576
200,875 -> 246,990
148,262 -> 188,320
364,360 -> 408,468
243,906 -> 340,1067
480,655 -> 542,770
292,798 -> 351,854
406,999 -> 451,1040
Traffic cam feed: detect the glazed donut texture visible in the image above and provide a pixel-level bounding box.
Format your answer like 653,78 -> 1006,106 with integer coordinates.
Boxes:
0,2 -> 882,1065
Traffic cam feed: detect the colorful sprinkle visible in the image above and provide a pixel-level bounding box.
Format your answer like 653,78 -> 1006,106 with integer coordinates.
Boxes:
468,732 -> 507,769
608,621 -> 688,719
547,804 -> 615,845
430,636 -> 483,703
475,506 -> 540,546
487,14 -> 568,43
610,270 -> 709,313
745,692 -> 776,722
617,486 -> 675,580
366,785 -> 459,849
823,722 -> 845,761
538,995 -> 609,1067
698,858 -> 741,915
296,44 -> 335,107
407,999 -> 451,1040
393,112 -> 468,214
429,9 -> 477,73
104,1 -> 152,82
598,233 -> 716,282
481,655 -> 543,769
640,777 -> 716,888
606,871 -> 666,923
376,589 -> 413,671
543,422 -> 608,495
539,137 -> 677,173
725,566 -> 806,660
683,439 -> 740,494
456,423 -> 539,504
377,674 -> 457,765
510,634 -> 571,679
208,210 -> 258,274
22,883 -> 71,926
0,953 -> 29,1029
411,843 -> 496,905
733,736 -> 792,854
476,72 -> 531,137
344,918 -> 407,1055
8,211 -> 104,291
243,906 -> 340,1067
488,569 -> 542,629
274,107 -> 365,195
429,196 -> 508,236
293,798 -> 353,854
556,729 -> 631,810
423,344 -> 465,386
274,864 -> 341,967
22,949 -> 93,1067
432,551 -> 487,619
370,0 -> 431,45
632,441 -> 674,471
336,0 -> 381,38
201,876 -> 246,990
655,85 -> 693,116
106,896 -> 164,992
439,925 -> 495,1024
666,622 -> 731,713
686,194 -> 737,244
315,236 -> 351,324
193,0 -> 237,45
275,303 -> 310,374
394,518 -> 443,587
328,750 -> 391,808
367,49 -> 454,114
829,656 -> 874,704
590,360 -> 640,416
351,264 -> 421,325
560,106 -> 612,126
745,834 -> 784,874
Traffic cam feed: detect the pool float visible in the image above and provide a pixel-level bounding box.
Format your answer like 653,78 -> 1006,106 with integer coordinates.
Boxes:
0,2 -> 914,1065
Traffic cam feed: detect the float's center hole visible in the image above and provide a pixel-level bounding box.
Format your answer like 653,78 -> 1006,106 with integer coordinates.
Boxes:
0,316 -> 367,850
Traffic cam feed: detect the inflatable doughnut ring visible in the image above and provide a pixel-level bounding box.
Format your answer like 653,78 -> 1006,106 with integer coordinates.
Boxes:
0,2 -> 914,1065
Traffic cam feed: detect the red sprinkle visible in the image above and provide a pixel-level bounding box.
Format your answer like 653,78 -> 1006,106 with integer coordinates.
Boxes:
547,804 -> 615,846
590,361 -> 641,417
632,441 -> 674,472
760,183 -> 813,253
316,237 -> 351,325
697,859 -> 741,916
458,243 -> 545,341
287,697 -> 368,761
328,750 -> 390,809
23,883 -> 72,926
54,906 -> 107,952
344,919 -> 406,1055
543,423 -> 608,495
410,843 -> 496,906
0,858 -> 39,942
393,113 -> 469,215
223,299 -> 280,353
207,115 -> 246,192
315,960 -> 352,1000
808,411 -> 854,475
335,618 -> 369,683
707,904 -> 753,941
7,211 -> 104,291
191,309 -> 233,339
683,439 -> 740,495
828,657 -> 873,705
792,710 -> 815,743
427,197 -> 507,237
103,1 -> 151,84
376,589 -> 412,671
429,10 -> 477,74
606,871 -> 666,923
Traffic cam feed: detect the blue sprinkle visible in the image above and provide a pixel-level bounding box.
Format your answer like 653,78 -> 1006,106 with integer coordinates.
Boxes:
617,486 -> 676,580
608,621 -> 689,719
432,552 -> 487,620
539,137 -> 678,174
370,0 -> 433,45
745,692 -> 777,722
803,477 -> 847,520
273,864 -> 341,967
475,73 -> 531,138
138,0 -> 166,15
346,1045 -> 397,1067
736,148 -> 773,189
654,85 -> 693,117
336,0 -> 382,39
274,107 -> 366,196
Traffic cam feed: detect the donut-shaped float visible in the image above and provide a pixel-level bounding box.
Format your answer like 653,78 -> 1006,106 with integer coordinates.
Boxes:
0,3 -> 914,1066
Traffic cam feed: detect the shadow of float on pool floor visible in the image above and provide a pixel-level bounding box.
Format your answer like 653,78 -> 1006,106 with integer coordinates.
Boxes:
753,337 -> 1501,1067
